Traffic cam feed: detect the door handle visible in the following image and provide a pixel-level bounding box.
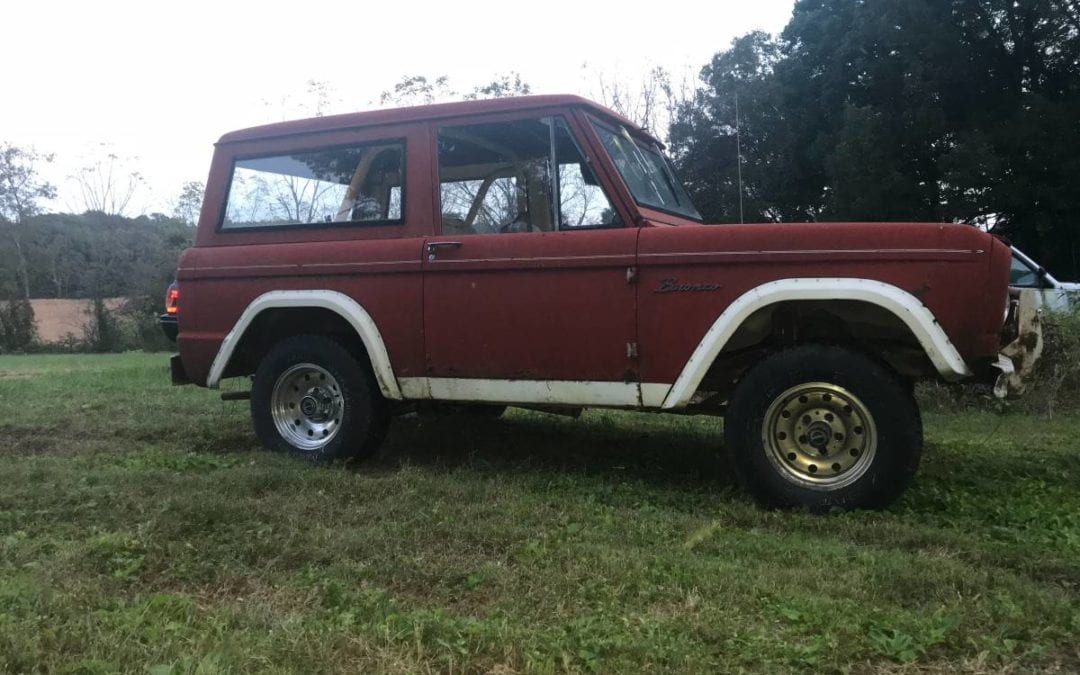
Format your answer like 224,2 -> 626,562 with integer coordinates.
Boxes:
426,241 -> 462,260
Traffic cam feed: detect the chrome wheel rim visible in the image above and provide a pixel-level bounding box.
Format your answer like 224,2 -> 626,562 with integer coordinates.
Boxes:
270,363 -> 344,452
761,382 -> 877,490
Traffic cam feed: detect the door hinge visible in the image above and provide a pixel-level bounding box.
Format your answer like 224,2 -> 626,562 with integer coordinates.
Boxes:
626,266 -> 638,284
626,342 -> 639,358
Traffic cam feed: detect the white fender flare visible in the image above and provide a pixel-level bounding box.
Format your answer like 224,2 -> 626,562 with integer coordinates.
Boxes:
660,277 -> 972,410
205,290 -> 402,399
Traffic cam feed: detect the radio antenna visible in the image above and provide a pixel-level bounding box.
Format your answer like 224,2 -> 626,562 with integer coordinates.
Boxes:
735,92 -> 744,224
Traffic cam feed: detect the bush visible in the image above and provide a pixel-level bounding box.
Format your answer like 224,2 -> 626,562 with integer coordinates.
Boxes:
84,297 -> 123,353
18,297 -> 167,355
69,297 -> 170,354
1019,308 -> 1080,416
116,295 -> 174,352
916,307 -> 1080,417
0,297 -> 37,353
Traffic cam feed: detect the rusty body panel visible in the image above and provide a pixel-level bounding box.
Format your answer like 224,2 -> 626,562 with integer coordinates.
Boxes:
172,95 -> 1015,405
636,222 -> 1009,384
421,227 -> 639,381
177,237 -> 425,386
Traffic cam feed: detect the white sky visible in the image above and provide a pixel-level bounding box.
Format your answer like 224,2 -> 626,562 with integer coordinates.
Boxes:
1,0 -> 794,215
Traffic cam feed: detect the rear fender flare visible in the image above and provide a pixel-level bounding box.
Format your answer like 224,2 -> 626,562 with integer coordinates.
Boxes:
205,290 -> 401,399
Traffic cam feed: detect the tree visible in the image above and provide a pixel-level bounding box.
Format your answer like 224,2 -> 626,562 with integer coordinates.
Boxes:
378,75 -> 455,107
588,65 -> 691,141
0,297 -> 35,353
670,32 -> 796,223
377,72 -> 532,107
260,79 -> 342,122
0,211 -> 191,301
172,180 -> 205,226
305,79 -> 337,117
672,0 -> 1080,276
0,142 -> 57,299
71,148 -> 144,216
464,72 -> 532,100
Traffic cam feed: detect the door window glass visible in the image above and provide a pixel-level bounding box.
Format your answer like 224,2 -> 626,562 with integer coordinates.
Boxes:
437,117 -> 618,235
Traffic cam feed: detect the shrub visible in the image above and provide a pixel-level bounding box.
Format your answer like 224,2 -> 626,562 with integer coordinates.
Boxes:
84,297 -> 123,353
116,295 -> 174,352
0,297 -> 37,353
916,307 -> 1080,417
69,297 -> 170,354
1019,308 -> 1080,417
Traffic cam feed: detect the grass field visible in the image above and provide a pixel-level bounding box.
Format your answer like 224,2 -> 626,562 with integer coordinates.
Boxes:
0,353 -> 1078,673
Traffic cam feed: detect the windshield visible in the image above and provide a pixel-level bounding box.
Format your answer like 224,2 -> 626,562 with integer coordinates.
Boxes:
591,119 -> 702,221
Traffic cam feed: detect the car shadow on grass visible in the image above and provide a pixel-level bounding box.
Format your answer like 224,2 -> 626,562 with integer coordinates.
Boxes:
372,409 -> 737,491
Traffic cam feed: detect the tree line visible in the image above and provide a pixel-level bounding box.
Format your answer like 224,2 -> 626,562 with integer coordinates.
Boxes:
0,211 -> 191,352
669,0 -> 1080,277
0,211 -> 190,300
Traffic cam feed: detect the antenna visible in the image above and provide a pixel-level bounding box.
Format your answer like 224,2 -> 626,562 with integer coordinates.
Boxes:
735,92 -> 744,224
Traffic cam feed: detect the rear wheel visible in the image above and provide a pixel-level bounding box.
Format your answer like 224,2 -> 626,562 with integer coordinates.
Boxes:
724,345 -> 921,511
251,335 -> 388,461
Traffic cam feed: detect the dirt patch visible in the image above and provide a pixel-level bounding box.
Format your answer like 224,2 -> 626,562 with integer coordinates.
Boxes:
29,298 -> 126,343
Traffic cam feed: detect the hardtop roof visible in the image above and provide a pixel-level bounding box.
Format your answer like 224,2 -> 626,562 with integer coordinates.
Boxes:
216,94 -> 655,145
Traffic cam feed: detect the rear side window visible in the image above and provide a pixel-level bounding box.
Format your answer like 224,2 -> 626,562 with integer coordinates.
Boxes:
221,142 -> 404,229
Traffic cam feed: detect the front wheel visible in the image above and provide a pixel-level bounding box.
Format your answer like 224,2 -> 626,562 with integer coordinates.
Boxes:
724,345 -> 922,511
251,335 -> 388,462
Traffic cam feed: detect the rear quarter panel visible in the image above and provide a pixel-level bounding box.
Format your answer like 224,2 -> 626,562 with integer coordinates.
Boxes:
176,124 -> 434,386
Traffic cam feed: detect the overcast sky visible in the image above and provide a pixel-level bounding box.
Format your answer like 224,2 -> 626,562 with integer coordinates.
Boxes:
2,0 -> 795,215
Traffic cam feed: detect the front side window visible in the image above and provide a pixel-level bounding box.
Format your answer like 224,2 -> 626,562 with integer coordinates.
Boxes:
222,142 -> 404,229
590,119 -> 701,221
437,117 -> 619,235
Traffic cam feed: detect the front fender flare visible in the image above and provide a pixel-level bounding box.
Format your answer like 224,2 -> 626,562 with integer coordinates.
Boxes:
660,277 -> 971,409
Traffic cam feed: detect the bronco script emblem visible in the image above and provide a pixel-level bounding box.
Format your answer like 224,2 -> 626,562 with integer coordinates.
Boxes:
654,278 -> 722,293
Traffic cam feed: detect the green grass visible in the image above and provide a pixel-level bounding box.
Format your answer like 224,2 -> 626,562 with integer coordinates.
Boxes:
1,353 -> 1078,673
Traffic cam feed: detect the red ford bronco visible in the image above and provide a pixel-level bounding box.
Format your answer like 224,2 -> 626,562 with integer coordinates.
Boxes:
164,95 -> 1038,510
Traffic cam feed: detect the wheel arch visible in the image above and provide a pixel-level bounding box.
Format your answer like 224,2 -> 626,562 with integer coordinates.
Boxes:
206,290 -> 402,399
660,278 -> 971,410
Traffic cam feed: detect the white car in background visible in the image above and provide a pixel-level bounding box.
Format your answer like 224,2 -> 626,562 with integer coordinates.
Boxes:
1011,247 -> 1080,311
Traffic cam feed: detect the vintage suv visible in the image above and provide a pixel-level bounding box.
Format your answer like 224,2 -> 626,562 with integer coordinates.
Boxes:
165,95 -> 1037,510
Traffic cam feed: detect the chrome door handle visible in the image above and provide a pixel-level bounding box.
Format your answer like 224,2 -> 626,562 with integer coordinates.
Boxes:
426,241 -> 462,260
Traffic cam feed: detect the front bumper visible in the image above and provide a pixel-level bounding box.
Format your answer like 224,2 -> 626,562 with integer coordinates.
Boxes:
992,289 -> 1044,398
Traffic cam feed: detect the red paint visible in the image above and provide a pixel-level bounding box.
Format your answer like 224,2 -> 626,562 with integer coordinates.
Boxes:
174,96 -> 1010,395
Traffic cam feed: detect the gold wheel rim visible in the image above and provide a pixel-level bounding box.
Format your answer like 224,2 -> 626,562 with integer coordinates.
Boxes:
761,382 -> 877,490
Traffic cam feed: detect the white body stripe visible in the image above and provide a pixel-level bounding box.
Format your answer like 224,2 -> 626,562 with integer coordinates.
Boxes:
209,279 -> 969,412
659,277 -> 971,409
399,377 -> 671,408
205,290 -> 402,399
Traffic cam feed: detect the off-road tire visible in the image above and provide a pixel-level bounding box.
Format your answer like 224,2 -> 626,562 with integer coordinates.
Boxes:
724,345 -> 922,511
251,334 -> 389,462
